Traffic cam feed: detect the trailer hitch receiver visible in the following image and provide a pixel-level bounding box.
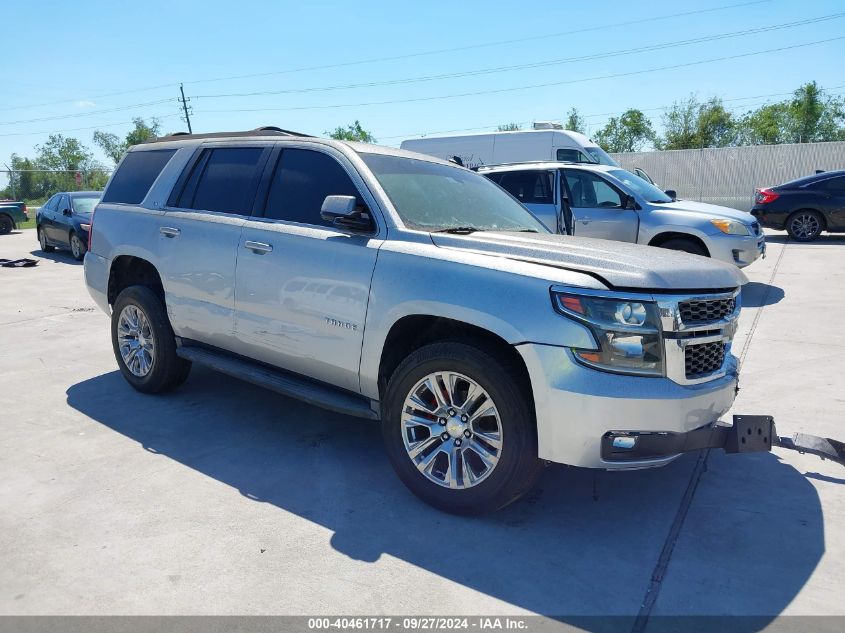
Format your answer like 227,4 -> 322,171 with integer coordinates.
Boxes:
602,415 -> 845,467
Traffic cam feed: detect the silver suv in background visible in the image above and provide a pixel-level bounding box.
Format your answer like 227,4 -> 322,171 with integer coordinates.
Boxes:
85,129 -> 751,514
482,162 -> 765,267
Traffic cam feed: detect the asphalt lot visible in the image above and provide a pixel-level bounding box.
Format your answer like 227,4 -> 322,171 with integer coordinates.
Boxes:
1,228 -> 843,625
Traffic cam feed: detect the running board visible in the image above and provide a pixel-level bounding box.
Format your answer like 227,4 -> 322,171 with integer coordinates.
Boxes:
176,345 -> 379,420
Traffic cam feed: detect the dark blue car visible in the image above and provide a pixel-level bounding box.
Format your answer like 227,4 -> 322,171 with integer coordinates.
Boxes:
37,191 -> 102,260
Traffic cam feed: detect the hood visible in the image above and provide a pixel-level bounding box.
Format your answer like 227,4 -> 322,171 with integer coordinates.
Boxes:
657,200 -> 755,223
429,231 -> 747,290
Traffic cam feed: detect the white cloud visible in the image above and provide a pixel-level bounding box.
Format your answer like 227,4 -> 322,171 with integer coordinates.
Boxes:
74,100 -> 96,108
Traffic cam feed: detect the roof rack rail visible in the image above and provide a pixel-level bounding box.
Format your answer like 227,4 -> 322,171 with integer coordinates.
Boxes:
144,127 -> 314,144
476,160 -> 586,170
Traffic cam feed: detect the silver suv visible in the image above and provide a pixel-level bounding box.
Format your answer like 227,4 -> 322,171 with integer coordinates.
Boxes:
85,129 -> 747,514
481,162 -> 765,267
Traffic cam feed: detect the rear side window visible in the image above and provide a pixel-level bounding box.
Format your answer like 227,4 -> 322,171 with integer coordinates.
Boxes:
264,149 -> 363,226
102,149 -> 176,204
493,170 -> 553,204
184,147 -> 265,214
556,148 -> 591,163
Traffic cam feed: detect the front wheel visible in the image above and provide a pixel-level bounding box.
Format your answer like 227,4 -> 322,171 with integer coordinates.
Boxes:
0,215 -> 12,235
70,231 -> 86,261
382,341 -> 542,515
111,286 -> 191,394
786,210 -> 823,242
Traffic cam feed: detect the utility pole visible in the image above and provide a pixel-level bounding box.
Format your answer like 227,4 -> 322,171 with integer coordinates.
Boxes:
179,83 -> 193,134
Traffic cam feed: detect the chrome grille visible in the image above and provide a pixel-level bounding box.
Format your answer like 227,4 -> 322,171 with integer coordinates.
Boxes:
679,298 -> 736,325
685,341 -> 726,379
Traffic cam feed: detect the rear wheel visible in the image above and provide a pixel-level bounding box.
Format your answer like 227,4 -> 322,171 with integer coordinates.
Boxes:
111,286 -> 191,394
786,210 -> 823,242
382,341 -> 542,515
38,227 -> 55,252
658,237 -> 708,257
69,231 -> 86,261
0,215 -> 12,235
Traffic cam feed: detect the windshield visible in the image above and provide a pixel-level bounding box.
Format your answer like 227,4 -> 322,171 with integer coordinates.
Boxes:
360,153 -> 549,233
607,169 -> 672,203
583,146 -> 619,167
72,196 -> 100,214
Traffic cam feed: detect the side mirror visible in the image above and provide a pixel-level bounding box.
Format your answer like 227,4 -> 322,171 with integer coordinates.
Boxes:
623,195 -> 638,210
320,195 -> 373,232
62,208 -> 72,216
664,189 -> 677,200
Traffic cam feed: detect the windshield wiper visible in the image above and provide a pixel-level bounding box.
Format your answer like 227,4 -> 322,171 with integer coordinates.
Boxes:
433,226 -> 482,234
515,229 -> 539,233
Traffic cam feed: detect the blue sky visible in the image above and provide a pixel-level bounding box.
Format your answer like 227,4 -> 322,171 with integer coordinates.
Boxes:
2,0 -> 844,178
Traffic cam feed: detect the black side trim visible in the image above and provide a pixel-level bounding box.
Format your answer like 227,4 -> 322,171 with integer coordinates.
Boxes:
175,342 -> 379,420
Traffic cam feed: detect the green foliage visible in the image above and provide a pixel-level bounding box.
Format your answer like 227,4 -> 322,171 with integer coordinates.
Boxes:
736,103 -> 791,145
564,108 -> 585,134
497,122 -> 522,131
93,117 -> 161,164
327,120 -> 376,143
593,109 -> 655,153
658,96 -> 736,149
2,134 -> 108,201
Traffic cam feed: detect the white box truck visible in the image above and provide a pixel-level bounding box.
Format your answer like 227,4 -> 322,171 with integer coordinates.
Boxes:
400,123 -> 617,169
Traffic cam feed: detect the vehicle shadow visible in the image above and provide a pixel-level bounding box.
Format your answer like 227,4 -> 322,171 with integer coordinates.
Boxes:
66,369 -> 824,627
764,234 -> 845,245
28,249 -> 81,265
741,282 -> 785,307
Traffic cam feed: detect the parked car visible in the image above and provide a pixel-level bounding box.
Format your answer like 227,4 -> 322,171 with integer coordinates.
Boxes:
751,170 -> 845,242
0,200 -> 28,234
85,129 -> 753,514
36,191 -> 101,260
481,162 -> 765,268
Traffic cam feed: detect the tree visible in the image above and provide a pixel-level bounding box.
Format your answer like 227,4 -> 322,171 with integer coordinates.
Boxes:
593,109 -> 655,153
564,108 -> 585,134
736,103 -> 791,145
659,95 -> 736,149
786,81 -> 844,143
327,120 -> 376,142
497,123 -> 521,131
93,117 -> 161,164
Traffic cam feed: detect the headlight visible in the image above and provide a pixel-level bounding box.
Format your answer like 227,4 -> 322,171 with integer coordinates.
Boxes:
79,223 -> 91,232
710,219 -> 750,235
553,292 -> 664,376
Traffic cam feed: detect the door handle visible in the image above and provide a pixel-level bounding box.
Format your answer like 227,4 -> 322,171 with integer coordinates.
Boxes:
244,240 -> 273,254
580,217 -> 591,224
160,226 -> 181,238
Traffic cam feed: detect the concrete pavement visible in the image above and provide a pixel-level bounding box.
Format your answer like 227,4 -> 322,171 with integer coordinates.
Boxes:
1,228 -> 843,625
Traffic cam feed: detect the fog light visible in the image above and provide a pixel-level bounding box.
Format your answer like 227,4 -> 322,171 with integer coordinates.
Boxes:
612,436 -> 637,449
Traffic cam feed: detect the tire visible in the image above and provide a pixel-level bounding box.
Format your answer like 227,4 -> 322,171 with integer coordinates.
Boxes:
0,215 -> 12,235
69,231 -> 87,261
786,210 -> 824,242
38,227 -> 55,252
658,237 -> 708,257
111,285 -> 191,394
382,341 -> 543,515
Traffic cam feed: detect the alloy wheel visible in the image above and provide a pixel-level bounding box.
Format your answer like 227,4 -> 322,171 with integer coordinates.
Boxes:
39,229 -> 47,250
71,234 -> 82,259
117,305 -> 155,377
401,371 -> 503,489
790,213 -> 821,240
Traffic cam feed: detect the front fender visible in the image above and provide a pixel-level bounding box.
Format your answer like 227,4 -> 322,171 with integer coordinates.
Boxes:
358,244 -> 599,399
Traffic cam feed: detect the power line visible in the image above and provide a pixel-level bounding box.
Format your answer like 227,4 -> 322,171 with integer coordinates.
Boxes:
194,13 -> 845,100
182,0 -> 770,87
195,36 -> 845,116
0,83 -> 179,114
0,99 -> 175,127
0,113 -> 183,138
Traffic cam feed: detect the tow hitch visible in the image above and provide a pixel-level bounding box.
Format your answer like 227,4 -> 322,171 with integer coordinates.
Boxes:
601,415 -> 845,466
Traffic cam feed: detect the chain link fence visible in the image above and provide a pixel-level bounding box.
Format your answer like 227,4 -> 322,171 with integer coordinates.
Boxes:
1,168 -> 112,202
611,141 -> 845,211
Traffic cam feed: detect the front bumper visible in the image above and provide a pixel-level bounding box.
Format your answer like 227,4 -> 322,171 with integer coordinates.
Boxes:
516,343 -> 738,469
705,231 -> 765,268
